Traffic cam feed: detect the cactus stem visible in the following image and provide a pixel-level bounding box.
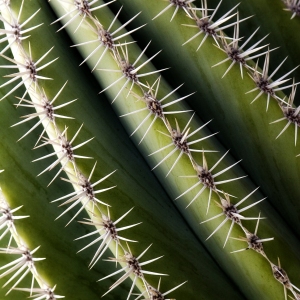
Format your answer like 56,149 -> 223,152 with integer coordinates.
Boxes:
0,1 -> 154,297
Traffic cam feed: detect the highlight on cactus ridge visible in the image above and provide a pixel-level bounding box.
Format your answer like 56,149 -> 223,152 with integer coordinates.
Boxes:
0,45 -> 58,101
149,114 -> 218,177
0,1 -> 190,298
11,81 -> 77,143
0,0 -> 299,299
48,0 -> 300,299
0,4 -> 42,55
51,165 -> 116,226
50,0 -> 116,33
0,1 -> 225,299
115,0 -> 300,240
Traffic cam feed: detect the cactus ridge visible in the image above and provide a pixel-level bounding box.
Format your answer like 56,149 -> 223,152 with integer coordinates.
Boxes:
150,1 -> 300,297
49,0 -> 300,298
149,0 -> 300,298
0,0 -> 190,298
0,186 -> 64,299
0,0 -> 299,299
152,0 -> 300,150
110,0 -> 300,298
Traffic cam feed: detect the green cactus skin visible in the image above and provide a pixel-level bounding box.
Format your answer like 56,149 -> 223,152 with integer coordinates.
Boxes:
0,0 -> 299,299
113,0 -> 300,236
0,1 -> 245,299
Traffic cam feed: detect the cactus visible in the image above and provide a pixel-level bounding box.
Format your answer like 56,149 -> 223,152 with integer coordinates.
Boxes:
0,0 -> 299,299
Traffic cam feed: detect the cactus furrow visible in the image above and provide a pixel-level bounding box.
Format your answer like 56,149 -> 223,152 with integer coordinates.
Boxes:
48,0 -> 300,298
0,0 -> 246,293
0,0 -> 298,298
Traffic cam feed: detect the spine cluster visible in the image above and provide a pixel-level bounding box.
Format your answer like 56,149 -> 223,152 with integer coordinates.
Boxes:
0,1 -> 185,299
149,0 -> 300,299
77,0 -> 300,298
0,185 -> 63,299
50,0 -> 300,299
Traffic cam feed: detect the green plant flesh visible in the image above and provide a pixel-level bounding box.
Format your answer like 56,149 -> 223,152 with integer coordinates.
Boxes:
0,0 -> 299,300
